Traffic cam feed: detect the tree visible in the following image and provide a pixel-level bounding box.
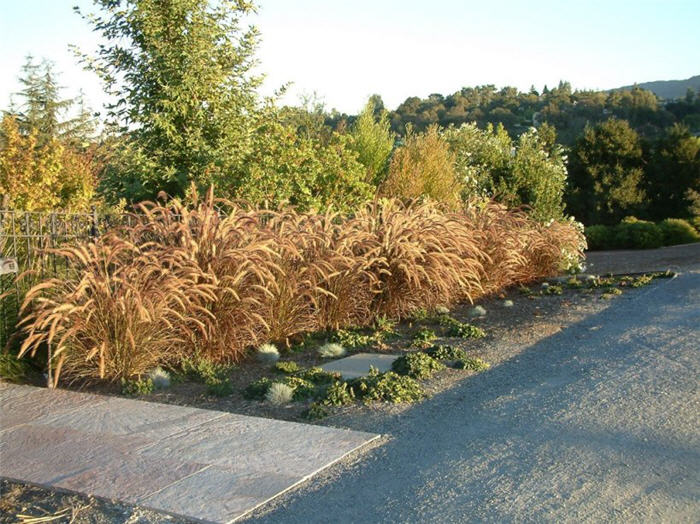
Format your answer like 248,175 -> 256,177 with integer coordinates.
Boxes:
349,98 -> 395,187
567,118 -> 646,224
77,0 -> 262,201
381,125 -> 461,210
444,123 -> 566,221
646,124 -> 700,219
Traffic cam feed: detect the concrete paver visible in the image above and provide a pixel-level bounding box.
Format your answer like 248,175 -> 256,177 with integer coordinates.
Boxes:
0,385 -> 378,523
319,353 -> 399,379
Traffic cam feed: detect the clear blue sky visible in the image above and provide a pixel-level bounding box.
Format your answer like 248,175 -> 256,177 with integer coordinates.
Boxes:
1,0 -> 699,115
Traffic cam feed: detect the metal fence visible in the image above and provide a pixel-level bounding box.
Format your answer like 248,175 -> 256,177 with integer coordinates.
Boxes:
0,207 -> 133,349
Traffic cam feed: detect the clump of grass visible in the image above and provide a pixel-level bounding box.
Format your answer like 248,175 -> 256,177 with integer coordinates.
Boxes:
120,377 -> 154,396
265,382 -> 294,405
392,352 -> 444,379
411,327 -> 437,348
469,305 -> 487,317
503,299 -> 514,307
566,277 -> 584,289
318,343 -> 346,359
518,285 -> 532,295
256,343 -> 280,363
434,305 -> 450,315
455,357 -> 490,372
147,367 -> 171,389
274,361 -> 301,374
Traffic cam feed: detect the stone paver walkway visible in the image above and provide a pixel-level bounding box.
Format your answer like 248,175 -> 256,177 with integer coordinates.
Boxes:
0,384 -> 378,523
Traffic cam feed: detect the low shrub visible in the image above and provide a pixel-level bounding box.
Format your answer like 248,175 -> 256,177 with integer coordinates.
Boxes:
243,377 -> 273,400
297,366 -> 341,385
411,328 -> 437,348
658,218 -> 700,246
454,357 -> 490,372
612,219 -> 663,249
321,381 -> 355,406
120,377 -> 154,396
391,352 -> 445,379
426,345 -> 468,362
283,377 -> 316,400
274,361 -> 301,374
584,225 -> 614,250
349,367 -> 425,404
444,320 -> 485,339
302,402 -> 329,420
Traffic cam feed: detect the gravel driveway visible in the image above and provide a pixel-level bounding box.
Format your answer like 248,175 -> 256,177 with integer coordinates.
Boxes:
246,269 -> 700,523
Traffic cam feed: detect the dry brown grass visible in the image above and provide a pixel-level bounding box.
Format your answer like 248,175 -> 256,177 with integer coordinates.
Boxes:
16,190 -> 584,384
17,234 -> 215,384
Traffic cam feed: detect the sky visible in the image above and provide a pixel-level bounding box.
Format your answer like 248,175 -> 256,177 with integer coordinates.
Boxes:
1,0 -> 699,116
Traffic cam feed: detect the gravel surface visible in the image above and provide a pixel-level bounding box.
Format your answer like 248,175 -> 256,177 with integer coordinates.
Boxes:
585,242 -> 700,275
244,269 -> 700,523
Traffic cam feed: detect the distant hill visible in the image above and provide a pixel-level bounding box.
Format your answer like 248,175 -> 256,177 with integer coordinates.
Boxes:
613,75 -> 700,100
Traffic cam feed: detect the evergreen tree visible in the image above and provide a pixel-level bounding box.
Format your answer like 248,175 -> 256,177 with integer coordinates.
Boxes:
567,118 -> 646,224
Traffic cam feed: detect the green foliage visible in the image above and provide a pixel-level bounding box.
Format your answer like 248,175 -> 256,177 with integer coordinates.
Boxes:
381,125 -> 462,210
584,224 -> 614,250
0,353 -> 29,383
120,377 -> 154,396
542,284 -> 563,295
454,357 -> 490,372
274,361 -> 301,374
350,97 -> 395,186
206,378 -> 234,397
297,366 -> 341,385
438,316 -> 486,339
283,376 -> 316,401
302,402 -> 329,420
181,356 -> 234,386
392,352 -> 444,379
232,114 -> 375,212
646,125 -> 700,220
444,123 -> 566,221
243,377 -> 272,400
321,381 -> 355,406
411,327 -> 437,348
612,218 -> 663,249
567,119 -> 646,225
426,345 -> 468,362
349,368 -> 425,404
78,0 -> 261,201
658,218 -> 700,245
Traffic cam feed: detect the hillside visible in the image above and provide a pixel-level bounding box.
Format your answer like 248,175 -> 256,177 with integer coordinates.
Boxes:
614,75 -> 700,100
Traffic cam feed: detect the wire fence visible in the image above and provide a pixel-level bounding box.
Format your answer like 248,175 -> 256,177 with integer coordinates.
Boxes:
0,206 -> 134,349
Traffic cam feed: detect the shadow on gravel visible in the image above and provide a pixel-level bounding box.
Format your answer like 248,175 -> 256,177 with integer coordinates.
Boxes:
249,272 -> 700,523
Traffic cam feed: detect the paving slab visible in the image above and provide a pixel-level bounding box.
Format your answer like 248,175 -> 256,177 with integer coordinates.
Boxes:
319,352 -> 400,379
0,384 -> 378,523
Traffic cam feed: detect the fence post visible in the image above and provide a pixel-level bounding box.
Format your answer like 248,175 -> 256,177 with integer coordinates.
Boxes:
90,205 -> 98,238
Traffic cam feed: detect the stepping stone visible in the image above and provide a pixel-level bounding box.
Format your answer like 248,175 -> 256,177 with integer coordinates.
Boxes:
0,384 -> 378,524
320,353 -> 400,379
